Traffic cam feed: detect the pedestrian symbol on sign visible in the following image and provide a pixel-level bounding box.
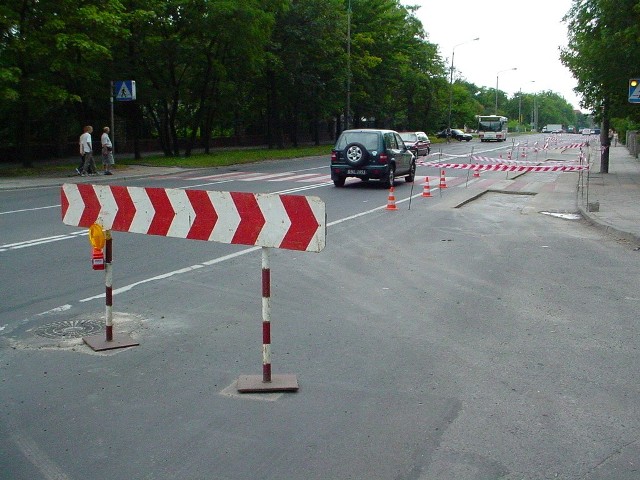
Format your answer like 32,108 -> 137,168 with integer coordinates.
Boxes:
114,80 -> 136,102
117,83 -> 131,99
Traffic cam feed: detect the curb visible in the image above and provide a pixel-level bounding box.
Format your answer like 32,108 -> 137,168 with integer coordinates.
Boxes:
578,206 -> 640,246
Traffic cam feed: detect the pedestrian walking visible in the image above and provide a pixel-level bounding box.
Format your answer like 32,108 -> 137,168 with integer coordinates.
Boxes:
78,126 -> 97,176
101,126 -> 114,175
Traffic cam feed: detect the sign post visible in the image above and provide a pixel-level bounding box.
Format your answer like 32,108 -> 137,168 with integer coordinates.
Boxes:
110,80 -> 137,155
110,81 -> 115,154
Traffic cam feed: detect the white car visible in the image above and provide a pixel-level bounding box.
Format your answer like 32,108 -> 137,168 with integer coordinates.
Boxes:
582,128 -> 591,135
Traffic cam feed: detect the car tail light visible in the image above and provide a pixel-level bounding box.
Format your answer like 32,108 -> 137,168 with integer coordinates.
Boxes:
331,151 -> 337,163
379,153 -> 388,164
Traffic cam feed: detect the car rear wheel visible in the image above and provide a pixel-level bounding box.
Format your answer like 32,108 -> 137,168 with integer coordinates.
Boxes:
333,176 -> 346,187
405,160 -> 416,183
382,166 -> 395,188
343,142 -> 369,167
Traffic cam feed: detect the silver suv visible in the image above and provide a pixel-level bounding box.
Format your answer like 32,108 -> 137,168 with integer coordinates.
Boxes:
330,129 -> 415,187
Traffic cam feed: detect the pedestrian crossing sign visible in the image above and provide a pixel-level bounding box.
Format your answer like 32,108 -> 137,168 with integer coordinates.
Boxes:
114,80 -> 136,101
629,78 -> 640,103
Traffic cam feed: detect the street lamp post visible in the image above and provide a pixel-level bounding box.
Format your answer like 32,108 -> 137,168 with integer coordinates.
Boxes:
495,67 -> 517,115
527,80 -> 536,131
346,0 -> 351,131
448,37 -> 479,132
518,87 -> 521,132
518,80 -> 535,132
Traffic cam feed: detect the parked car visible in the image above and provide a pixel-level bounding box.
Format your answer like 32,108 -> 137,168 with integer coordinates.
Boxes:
330,129 -> 416,187
435,128 -> 472,142
398,131 -> 431,157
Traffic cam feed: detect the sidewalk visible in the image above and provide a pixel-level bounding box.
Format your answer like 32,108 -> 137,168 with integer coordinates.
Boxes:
577,144 -> 640,246
1,148 -> 639,246
0,164 -> 187,190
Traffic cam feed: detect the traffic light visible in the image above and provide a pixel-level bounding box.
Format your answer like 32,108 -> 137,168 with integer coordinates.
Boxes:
629,78 -> 640,103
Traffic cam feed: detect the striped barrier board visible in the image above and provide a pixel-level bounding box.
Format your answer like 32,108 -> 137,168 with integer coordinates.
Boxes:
61,183 -> 326,252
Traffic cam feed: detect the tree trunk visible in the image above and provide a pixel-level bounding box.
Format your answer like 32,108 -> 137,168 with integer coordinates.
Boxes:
17,99 -> 33,168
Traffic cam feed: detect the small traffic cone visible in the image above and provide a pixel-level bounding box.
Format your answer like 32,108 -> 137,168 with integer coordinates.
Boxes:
386,186 -> 398,210
439,170 -> 448,189
473,167 -> 480,178
422,177 -> 432,197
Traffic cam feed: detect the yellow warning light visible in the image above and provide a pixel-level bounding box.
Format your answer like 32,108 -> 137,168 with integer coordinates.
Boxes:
631,79 -> 639,87
88,223 -> 106,249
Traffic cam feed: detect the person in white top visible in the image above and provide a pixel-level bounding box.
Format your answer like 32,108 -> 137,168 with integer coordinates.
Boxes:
78,125 -> 96,176
101,126 -> 114,175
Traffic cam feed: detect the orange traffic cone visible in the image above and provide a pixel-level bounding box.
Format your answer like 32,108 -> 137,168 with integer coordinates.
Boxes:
422,177 -> 432,197
439,170 -> 448,189
386,186 -> 398,210
473,167 -> 480,178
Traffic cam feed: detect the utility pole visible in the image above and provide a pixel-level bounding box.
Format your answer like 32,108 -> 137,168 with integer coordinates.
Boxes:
600,97 -> 610,173
346,0 -> 351,131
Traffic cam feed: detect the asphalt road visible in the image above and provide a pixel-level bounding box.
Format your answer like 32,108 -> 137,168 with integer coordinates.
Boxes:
1,134 -> 639,479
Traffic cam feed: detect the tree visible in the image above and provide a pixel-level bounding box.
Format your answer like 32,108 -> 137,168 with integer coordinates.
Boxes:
0,0 -> 125,166
348,0 -> 443,129
115,0 -> 278,157
561,0 -> 640,171
265,0 -> 345,147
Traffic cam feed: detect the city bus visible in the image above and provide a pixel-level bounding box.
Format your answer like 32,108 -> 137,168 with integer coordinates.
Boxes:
477,115 -> 508,142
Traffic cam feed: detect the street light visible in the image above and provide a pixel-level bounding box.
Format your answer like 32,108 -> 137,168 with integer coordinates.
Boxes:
518,80 -> 535,132
527,81 -> 536,131
495,67 -> 517,115
346,0 -> 352,130
448,37 -> 479,132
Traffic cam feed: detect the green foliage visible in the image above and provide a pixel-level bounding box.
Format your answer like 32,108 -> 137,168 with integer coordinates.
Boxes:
561,0 -> 640,121
611,117 -> 640,144
2,0 -> 610,166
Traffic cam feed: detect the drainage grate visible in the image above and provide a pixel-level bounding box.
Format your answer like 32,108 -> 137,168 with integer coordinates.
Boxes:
33,319 -> 103,339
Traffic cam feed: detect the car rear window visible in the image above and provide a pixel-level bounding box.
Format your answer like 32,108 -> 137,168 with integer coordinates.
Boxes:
400,133 -> 417,142
335,132 -> 380,151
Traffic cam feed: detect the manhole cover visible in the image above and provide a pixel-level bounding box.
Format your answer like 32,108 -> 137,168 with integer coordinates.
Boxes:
33,319 -> 103,339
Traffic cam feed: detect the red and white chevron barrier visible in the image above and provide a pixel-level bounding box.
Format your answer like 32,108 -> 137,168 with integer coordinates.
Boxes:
61,183 -> 326,252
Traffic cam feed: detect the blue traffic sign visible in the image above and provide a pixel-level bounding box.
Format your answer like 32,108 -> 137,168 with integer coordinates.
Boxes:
629,78 -> 640,103
114,80 -> 136,101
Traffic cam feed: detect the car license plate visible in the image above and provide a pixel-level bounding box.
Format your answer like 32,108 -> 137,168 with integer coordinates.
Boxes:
347,169 -> 366,175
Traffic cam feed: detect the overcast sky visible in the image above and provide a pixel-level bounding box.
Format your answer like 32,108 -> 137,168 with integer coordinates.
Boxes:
401,0 -> 586,112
